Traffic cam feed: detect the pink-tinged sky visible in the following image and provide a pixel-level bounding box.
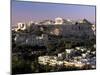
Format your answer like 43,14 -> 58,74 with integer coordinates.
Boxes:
11,0 -> 96,25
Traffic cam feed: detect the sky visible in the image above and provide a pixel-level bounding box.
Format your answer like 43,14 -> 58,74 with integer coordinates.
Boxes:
11,0 -> 96,25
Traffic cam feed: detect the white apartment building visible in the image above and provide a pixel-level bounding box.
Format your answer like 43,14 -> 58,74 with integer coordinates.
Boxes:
17,23 -> 27,31
55,17 -> 63,25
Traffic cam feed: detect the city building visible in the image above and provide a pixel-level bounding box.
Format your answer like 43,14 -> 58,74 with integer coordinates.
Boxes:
17,23 -> 27,31
55,17 -> 63,25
